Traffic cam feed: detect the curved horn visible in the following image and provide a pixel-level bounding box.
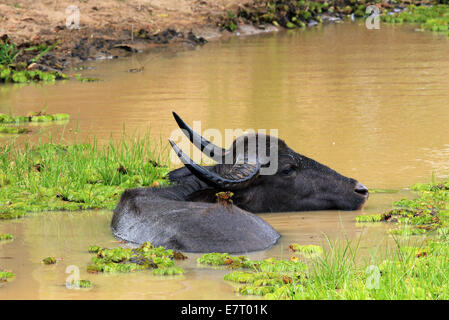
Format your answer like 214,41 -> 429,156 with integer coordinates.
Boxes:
172,112 -> 226,163
169,139 -> 260,190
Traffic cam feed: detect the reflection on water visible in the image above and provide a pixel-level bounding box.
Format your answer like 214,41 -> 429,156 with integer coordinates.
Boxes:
1,22 -> 449,299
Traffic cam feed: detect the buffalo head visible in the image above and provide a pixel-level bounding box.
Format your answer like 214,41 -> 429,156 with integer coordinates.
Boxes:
169,112 -> 368,212
111,112 -> 368,253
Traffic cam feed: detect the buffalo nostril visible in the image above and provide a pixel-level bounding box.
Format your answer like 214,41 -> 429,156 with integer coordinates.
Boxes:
354,182 -> 369,197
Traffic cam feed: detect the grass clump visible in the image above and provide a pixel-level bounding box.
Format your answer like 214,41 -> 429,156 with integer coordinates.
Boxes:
0,233 -> 14,241
86,242 -> 185,275
0,134 -> 169,219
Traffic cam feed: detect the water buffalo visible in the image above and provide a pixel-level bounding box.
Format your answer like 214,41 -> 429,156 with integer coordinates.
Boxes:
111,112 -> 368,253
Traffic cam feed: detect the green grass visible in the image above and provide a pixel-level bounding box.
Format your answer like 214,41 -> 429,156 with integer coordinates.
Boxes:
201,234 -> 449,299
382,4 -> 449,34
0,41 -> 20,66
0,133 -> 169,219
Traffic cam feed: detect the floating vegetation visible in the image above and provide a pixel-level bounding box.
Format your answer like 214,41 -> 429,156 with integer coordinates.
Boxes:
355,177 -> 449,236
0,112 -> 70,124
152,267 -> 184,276
74,74 -> 100,82
0,127 -> 30,134
0,233 -> 14,241
67,279 -> 93,289
289,244 -> 323,255
197,253 -> 251,267
382,4 -> 449,34
355,214 -> 387,223
0,65 -> 67,83
369,189 -> 399,194
86,242 -> 185,275
0,134 -> 168,219
42,257 -> 57,265
0,270 -> 15,282
200,253 -> 308,297
388,227 -> 428,236
0,111 -> 69,134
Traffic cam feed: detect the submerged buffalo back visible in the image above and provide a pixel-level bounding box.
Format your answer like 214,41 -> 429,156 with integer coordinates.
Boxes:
112,186 -> 280,253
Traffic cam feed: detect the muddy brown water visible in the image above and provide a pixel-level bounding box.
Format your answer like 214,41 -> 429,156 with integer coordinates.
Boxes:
1,22 -> 449,299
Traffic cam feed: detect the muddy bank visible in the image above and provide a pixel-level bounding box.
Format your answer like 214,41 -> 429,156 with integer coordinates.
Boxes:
0,0 -> 402,70
0,0 -> 256,70
0,0 -> 430,71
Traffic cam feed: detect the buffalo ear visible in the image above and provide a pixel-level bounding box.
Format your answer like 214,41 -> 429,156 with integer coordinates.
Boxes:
186,189 -> 218,203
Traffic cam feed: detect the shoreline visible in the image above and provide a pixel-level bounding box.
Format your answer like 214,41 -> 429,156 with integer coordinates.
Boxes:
0,0 -> 426,72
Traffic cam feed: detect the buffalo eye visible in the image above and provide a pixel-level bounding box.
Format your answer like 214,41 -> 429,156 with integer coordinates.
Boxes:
280,166 -> 296,176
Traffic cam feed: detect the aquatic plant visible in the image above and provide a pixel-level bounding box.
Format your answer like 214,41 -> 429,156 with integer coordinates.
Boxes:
370,189 -> 398,194
0,270 -> 15,282
74,74 -> 100,82
42,257 -> 57,265
67,279 -> 93,289
0,112 -> 70,124
0,127 -> 30,134
197,253 -> 251,267
0,63 -> 67,84
355,214 -> 386,223
0,112 -> 70,134
356,177 -> 449,236
289,243 -> 323,255
86,242 -> 185,275
0,233 -> 14,241
0,134 -> 169,219
0,36 -> 67,84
